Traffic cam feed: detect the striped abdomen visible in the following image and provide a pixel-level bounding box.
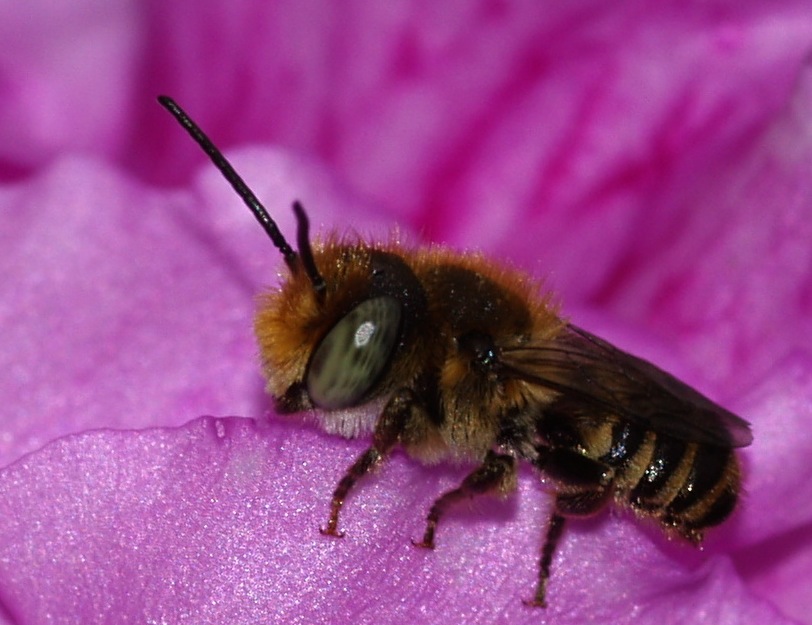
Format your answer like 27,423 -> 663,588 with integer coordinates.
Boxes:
598,420 -> 741,541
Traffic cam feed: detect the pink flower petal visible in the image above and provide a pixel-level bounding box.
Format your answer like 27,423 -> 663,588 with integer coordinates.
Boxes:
0,152 -> 390,467
0,416 -> 792,624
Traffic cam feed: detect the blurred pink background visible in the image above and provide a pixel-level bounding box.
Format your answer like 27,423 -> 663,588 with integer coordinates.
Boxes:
1,2 -> 811,624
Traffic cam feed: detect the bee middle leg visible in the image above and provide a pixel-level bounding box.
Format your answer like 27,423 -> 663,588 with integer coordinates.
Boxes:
413,450 -> 517,549
321,388 -> 418,537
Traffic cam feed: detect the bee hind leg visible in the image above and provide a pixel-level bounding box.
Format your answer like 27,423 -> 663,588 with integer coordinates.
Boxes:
525,512 -> 566,608
527,487 -> 616,609
412,450 -> 516,549
527,448 -> 616,607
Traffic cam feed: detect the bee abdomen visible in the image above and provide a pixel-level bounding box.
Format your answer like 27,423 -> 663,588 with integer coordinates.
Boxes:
597,421 -> 740,539
663,446 -> 740,540
628,435 -> 696,510
597,421 -> 660,493
611,432 -> 740,540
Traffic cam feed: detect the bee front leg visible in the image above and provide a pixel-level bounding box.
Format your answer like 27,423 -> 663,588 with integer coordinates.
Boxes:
412,450 -> 516,549
320,388 -> 417,537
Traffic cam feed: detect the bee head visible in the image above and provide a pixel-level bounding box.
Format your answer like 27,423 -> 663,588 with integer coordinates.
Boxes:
158,96 -> 427,424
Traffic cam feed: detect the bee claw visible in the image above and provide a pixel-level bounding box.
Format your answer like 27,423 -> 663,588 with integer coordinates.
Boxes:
522,597 -> 547,609
319,525 -> 345,538
410,537 -> 434,549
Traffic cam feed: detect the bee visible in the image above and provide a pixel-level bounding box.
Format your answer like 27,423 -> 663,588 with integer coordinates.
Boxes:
158,96 -> 753,607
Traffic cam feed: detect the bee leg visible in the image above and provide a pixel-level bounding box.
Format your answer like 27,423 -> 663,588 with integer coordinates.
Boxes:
526,448 -> 615,607
412,450 -> 516,549
539,447 -> 614,491
320,388 -> 417,537
524,512 -> 566,608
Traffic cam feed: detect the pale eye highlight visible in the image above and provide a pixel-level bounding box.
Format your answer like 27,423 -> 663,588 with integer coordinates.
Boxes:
354,321 -> 376,347
306,296 -> 401,409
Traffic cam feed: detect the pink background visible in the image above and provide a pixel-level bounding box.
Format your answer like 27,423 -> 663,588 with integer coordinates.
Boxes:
1,2 -> 811,623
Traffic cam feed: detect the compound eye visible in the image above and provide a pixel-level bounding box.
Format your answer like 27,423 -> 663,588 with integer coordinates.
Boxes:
306,296 -> 402,409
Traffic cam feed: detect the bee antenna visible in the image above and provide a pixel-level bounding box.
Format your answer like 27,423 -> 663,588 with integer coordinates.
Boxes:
292,200 -> 327,296
157,95 -> 298,271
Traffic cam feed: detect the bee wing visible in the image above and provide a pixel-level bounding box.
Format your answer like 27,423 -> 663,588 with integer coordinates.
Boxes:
500,324 -> 753,448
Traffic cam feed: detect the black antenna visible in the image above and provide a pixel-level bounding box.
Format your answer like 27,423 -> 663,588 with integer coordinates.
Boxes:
157,95 -> 298,270
293,201 -> 327,296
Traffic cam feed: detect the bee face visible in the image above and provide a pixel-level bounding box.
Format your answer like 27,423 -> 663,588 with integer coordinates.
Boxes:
159,96 -> 753,609
256,239 -> 431,421
253,241 -> 382,406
